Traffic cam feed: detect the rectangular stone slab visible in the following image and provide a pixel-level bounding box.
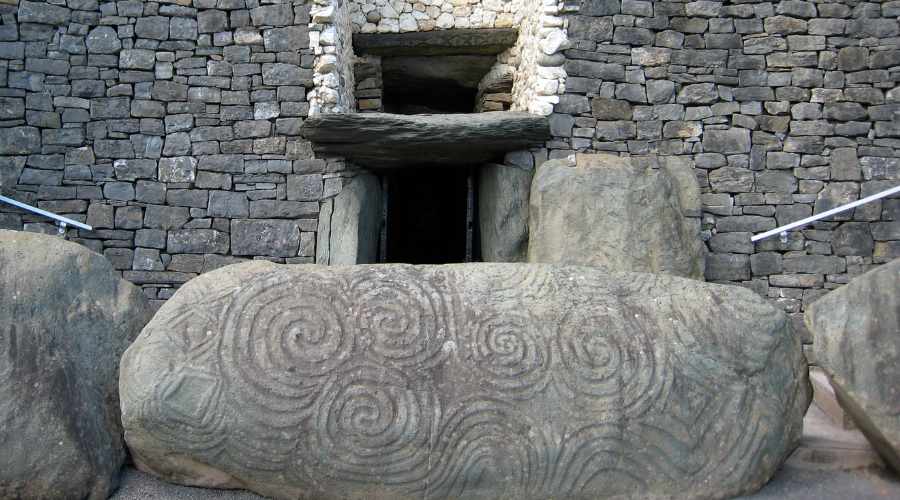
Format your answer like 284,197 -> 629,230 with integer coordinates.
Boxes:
353,28 -> 519,56
300,112 -> 550,168
120,262 -> 809,500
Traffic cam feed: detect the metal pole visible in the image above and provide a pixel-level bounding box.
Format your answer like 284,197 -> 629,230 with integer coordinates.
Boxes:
751,184 -> 900,242
0,194 -> 93,231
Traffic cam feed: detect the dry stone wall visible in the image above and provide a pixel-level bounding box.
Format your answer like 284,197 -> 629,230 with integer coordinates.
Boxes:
0,0 -> 346,307
0,0 -> 898,345
541,0 -> 900,352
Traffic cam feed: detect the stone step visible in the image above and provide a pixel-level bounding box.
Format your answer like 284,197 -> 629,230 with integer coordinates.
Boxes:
810,367 -> 857,431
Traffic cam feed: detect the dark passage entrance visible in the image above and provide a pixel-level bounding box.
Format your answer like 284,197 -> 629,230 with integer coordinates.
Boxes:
383,167 -> 475,264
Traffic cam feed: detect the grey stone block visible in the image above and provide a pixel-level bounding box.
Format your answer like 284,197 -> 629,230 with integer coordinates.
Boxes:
833,223 -> 874,257
114,159 -> 156,181
103,182 -> 135,202
152,81 -> 189,101
120,49 -> 156,70
86,26 -> 121,54
703,129 -> 751,154
231,219 -> 300,257
135,17 -> 171,41
263,26 -> 309,51
705,253 -> 750,281
144,205 -> 190,231
158,157 -> 197,183
167,229 -> 229,254
287,174 -> 324,201
135,229 -> 167,250
208,191 -> 249,218
262,63 -> 312,87
18,0 -> 71,25
91,97 -> 131,119
250,4 -> 295,27
249,200 -> 319,219
0,126 -> 41,155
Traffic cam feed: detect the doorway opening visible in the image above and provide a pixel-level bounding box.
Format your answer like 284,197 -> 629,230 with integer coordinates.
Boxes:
381,167 -> 479,264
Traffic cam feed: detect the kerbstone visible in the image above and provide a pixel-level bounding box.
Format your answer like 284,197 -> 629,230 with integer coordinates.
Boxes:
121,261 -> 808,500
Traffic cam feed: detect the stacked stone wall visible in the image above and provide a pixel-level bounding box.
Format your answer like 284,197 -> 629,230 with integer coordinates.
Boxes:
1,0 -> 898,346
546,0 -> 900,352
0,0 -> 334,307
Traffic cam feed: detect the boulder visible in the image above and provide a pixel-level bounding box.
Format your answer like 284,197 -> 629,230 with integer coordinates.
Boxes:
528,154 -> 705,279
806,258 -> 900,472
479,163 -> 532,262
0,230 -> 153,499
121,262 -> 808,500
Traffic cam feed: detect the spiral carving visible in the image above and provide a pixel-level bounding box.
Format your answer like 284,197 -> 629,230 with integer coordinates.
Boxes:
463,308 -> 550,399
555,305 -> 669,418
427,398 -> 548,498
349,267 -> 452,369
220,272 -> 354,422
308,364 -> 436,487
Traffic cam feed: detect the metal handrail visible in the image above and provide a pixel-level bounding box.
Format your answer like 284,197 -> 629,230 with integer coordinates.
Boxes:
751,184 -> 900,242
0,194 -> 93,232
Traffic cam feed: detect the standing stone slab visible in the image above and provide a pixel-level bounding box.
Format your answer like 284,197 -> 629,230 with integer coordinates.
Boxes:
806,258 -> 900,472
0,230 -> 153,500
479,163 -> 532,262
324,174 -> 382,265
121,262 -> 808,500
528,154 -> 705,279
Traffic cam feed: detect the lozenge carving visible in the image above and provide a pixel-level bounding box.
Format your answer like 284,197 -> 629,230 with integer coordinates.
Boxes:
121,262 -> 809,500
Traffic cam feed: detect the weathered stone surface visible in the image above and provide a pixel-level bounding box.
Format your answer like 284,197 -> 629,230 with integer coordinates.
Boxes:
320,174 -> 382,265
302,112 -> 550,168
479,163 -> 532,262
806,259 -> 900,472
0,230 -> 153,500
0,126 -> 41,155
18,0 -> 70,25
262,63 -> 313,87
353,28 -> 518,56
86,26 -> 121,54
121,262 -> 808,500
231,219 -> 300,257
703,128 -> 752,154
528,154 -> 704,279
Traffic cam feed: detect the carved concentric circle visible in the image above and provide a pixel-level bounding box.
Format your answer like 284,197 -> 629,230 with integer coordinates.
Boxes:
463,308 -> 550,398
308,364 -> 436,487
349,267 -> 452,369
556,305 -> 669,417
220,271 -> 354,417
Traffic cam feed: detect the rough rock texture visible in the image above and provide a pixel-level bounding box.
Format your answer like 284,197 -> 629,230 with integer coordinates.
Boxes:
0,230 -> 154,499
319,174 -> 382,265
528,154 -> 705,279
806,258 -> 900,472
479,163 -> 532,262
121,262 -> 808,500
301,112 -> 550,167
353,28 -> 518,56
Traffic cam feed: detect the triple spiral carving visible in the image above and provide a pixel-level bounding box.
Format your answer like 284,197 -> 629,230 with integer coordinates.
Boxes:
140,265 -> 778,498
